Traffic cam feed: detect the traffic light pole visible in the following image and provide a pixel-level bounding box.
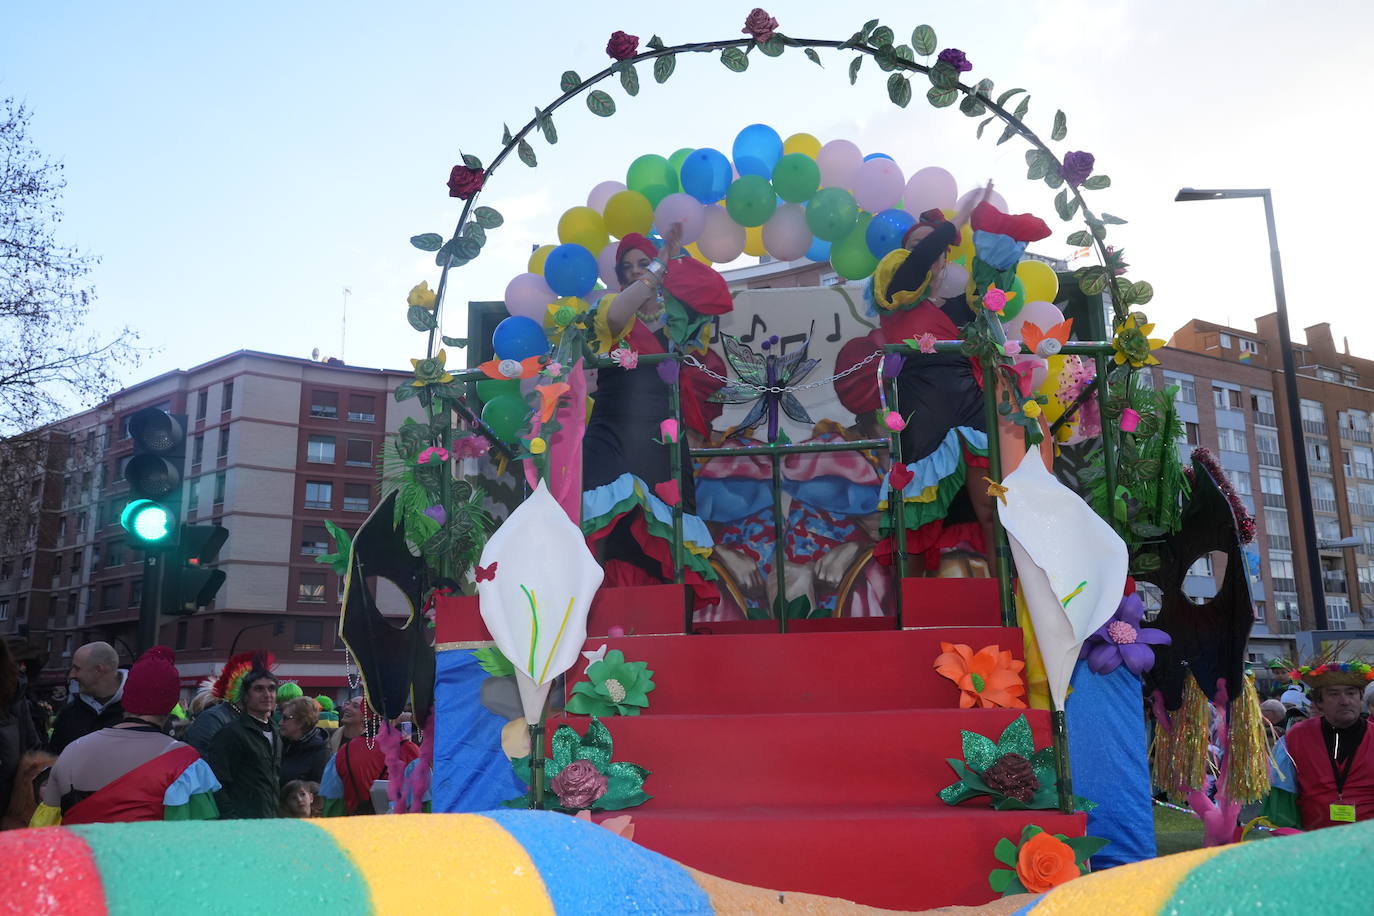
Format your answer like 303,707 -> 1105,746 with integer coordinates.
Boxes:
136,554 -> 167,653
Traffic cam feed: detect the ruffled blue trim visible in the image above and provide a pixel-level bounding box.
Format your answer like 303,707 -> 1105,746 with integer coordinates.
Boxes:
582,472 -> 714,548
878,426 -> 987,503
972,230 -> 1028,271
162,757 -> 221,807
319,751 -> 344,800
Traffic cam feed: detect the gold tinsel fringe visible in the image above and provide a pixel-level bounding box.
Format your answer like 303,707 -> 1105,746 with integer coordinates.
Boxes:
1150,671 -> 1209,798
1224,675 -> 1271,805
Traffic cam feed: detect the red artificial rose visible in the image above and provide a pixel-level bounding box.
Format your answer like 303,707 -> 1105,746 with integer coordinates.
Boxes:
447,165 -> 485,200
606,30 -> 639,61
742,8 -> 779,42
550,759 -> 608,810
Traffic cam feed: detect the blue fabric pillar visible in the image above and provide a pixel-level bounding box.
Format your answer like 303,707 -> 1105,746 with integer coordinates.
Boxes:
432,649 -> 526,813
1066,659 -> 1156,868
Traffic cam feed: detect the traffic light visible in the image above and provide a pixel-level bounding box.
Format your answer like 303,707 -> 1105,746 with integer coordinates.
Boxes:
121,407 -> 188,551
164,523 -> 229,616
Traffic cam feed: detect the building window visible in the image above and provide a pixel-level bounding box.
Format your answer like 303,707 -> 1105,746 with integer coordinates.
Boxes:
63,635 -> 74,657
1212,385 -> 1241,411
310,390 -> 338,419
1179,422 -> 1201,446
1219,333 -> 1233,349
188,478 -> 200,510
213,471 -> 226,505
1164,373 -> 1196,405
1313,477 -> 1338,514
1265,511 -> 1291,550
1327,597 -> 1351,630
305,481 -> 333,510
1307,439 -> 1332,472
1238,338 -> 1259,354
343,483 -> 370,513
1300,399 -> 1327,434
301,524 -> 330,556
196,389 -> 208,420
0,599 -> 8,621
217,428 -> 230,459
192,434 -> 205,466
1187,555 -> 1214,578
21,556 -> 31,578
201,618 -> 215,649
70,550 -> 82,575
345,439 -> 373,467
307,435 -> 336,464
1228,470 -> 1251,496
1217,428 -> 1246,454
0,560 -> 10,580
175,620 -> 188,650
298,572 -> 327,604
221,381 -> 234,414
106,540 -> 124,567
58,516 -> 67,542
100,584 -> 120,611
1353,447 -> 1374,479
348,394 -> 376,423
294,619 -> 324,650
129,579 -> 143,607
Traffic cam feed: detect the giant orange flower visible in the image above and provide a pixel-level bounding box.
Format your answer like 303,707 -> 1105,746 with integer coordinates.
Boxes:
1015,831 -> 1080,893
933,642 -> 1027,709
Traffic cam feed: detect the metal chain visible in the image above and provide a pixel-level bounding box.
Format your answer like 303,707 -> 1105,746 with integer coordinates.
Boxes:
682,349 -> 884,395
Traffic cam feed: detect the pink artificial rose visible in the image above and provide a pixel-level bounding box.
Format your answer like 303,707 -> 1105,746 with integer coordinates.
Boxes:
451,435 -> 490,460
917,332 -> 938,355
742,8 -> 779,42
551,759 -> 608,810
884,411 -> 907,432
607,625 -> 626,638
610,347 -> 638,370
606,30 -> 639,60
1003,339 -> 1023,358
983,287 -> 1009,314
659,418 -> 679,443
1120,408 -> 1142,432
417,446 -> 450,465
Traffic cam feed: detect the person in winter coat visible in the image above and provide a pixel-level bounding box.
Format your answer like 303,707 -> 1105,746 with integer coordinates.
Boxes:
0,639 -> 41,827
204,656 -> 281,819
47,642 -> 126,755
279,697 -> 329,786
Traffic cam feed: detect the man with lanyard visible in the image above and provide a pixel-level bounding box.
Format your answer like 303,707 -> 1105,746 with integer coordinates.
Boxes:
205,653 -> 281,818
30,647 -> 220,825
1264,659 -> 1374,829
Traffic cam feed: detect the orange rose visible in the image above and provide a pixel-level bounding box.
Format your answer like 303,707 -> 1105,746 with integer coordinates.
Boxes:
1015,832 -> 1080,893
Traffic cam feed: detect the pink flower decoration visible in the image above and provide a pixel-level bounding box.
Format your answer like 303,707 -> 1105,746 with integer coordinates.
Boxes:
654,479 -> 681,507
542,360 -> 564,377
417,446 -> 450,465
742,8 -> 779,42
659,418 -> 679,443
607,625 -> 626,638
610,347 -> 639,370
1003,339 -> 1023,358
551,759 -> 608,810
983,286 -> 1009,314
884,411 -> 907,432
917,332 -> 938,355
451,435 -> 489,460
1119,408 -> 1141,432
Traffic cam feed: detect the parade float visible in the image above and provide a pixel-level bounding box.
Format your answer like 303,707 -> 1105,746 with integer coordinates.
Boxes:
6,10 -> 1356,915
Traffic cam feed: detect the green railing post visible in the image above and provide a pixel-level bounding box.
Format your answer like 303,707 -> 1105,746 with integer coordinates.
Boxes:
981,361 -> 1016,629
1095,354 -> 1120,536
886,374 -> 907,630
1052,709 -> 1075,813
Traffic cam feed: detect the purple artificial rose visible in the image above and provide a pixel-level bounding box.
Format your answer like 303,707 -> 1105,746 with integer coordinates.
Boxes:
656,359 -> 681,385
937,48 -> 972,72
550,759 -> 608,810
1060,151 -> 1096,188
423,504 -> 447,526
1080,593 -> 1171,676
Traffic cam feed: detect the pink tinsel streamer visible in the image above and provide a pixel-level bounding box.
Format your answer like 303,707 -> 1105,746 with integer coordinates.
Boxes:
374,713 -> 435,814
524,360 -> 586,523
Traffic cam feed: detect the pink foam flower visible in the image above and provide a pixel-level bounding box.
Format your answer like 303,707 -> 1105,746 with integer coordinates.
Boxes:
884,411 -> 907,432
659,418 -> 679,443
610,347 -> 639,370
1003,339 -> 1023,358
918,332 -> 938,355
1119,408 -> 1141,432
451,435 -> 490,460
417,446 -> 450,465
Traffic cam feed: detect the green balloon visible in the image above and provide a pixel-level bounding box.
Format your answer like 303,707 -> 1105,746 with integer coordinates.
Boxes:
481,393 -> 529,443
626,154 -> 679,209
998,276 -> 1028,322
806,187 -> 859,242
476,378 -> 521,402
724,175 -> 777,228
831,212 -> 878,280
771,153 -> 820,204
668,147 -> 693,178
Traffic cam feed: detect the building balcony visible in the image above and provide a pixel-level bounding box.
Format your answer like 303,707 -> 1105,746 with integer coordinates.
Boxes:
1267,535 -> 1291,550
1302,420 -> 1328,435
1314,497 -> 1338,513
1272,577 -> 1298,593
1345,428 -> 1372,443
1323,574 -> 1349,594
1255,411 -> 1278,428
1262,493 -> 1287,509
1309,460 -> 1332,474
1258,451 -> 1282,468
1277,619 -> 1299,635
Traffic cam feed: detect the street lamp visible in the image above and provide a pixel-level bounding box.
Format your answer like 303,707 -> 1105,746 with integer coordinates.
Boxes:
1175,188 -> 1328,628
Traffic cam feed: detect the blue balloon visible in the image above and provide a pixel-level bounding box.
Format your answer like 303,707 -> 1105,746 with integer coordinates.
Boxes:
492,315 -> 548,361
732,124 -> 783,179
542,243 -> 598,297
805,237 -> 832,263
863,152 -> 894,161
865,208 -> 917,258
679,148 -> 732,204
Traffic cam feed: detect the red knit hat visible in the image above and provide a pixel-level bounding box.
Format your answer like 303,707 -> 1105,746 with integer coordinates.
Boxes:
123,646 -> 181,716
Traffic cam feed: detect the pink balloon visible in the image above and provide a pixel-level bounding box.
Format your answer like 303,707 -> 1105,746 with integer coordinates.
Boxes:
504,273 -> 556,321
903,166 -> 957,213
956,185 -> 1008,215
696,205 -> 746,263
935,261 -> 969,299
654,193 -> 707,244
761,203 -> 812,261
597,242 -> 620,288
852,158 -> 905,212
816,139 -> 862,190
587,180 -> 626,213
1002,300 -> 1065,340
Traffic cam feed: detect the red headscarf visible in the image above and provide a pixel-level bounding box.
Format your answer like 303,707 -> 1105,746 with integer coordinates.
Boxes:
902,208 -> 962,249
616,232 -> 657,266
613,233 -> 732,316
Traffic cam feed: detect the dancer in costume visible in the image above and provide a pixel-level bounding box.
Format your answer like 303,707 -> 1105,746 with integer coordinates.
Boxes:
871,188 -> 1052,571
30,647 -> 220,826
580,224 -> 732,609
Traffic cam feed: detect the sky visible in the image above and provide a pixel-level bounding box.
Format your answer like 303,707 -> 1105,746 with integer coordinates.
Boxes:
4,1 -> 1373,394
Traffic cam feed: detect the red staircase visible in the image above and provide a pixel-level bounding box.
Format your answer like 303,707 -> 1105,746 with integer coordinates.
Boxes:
437,580 -> 1084,911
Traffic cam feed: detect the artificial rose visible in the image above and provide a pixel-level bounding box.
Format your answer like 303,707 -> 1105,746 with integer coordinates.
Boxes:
407,281 -> 437,310
917,332 -> 938,355
1059,151 -> 1095,188
550,759 -> 608,810
447,164 -> 485,200
423,504 -> 447,526
742,8 -> 779,42
606,30 -> 639,60
1015,832 -> 1080,893
937,48 -> 972,72
883,411 -> 907,432
981,753 -> 1038,804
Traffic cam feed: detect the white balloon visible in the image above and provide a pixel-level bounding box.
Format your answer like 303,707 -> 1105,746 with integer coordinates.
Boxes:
1002,300 -> 1065,341
696,205 -> 747,263
934,262 -> 969,299
653,193 -> 707,244
956,186 -> 1008,214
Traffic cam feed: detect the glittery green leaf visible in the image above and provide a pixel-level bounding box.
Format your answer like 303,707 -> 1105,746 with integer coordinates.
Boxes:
993,837 -> 1018,867
961,729 -> 1000,768
575,717 -> 615,770
550,724 -> 579,770
996,714 -> 1035,759
601,760 -> 651,809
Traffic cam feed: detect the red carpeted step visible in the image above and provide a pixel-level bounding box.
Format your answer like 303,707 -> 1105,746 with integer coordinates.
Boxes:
434,584 -> 689,644
901,577 -> 1002,627
569,628 -> 1027,715
558,708 -> 1053,810
612,805 -> 1086,911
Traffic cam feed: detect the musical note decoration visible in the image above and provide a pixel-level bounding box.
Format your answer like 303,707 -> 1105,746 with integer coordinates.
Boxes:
709,330 -> 820,442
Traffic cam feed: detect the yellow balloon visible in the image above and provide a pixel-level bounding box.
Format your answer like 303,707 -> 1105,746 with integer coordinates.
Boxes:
685,242 -> 711,265
557,207 -> 608,254
782,132 -> 821,159
527,244 -> 555,274
602,190 -> 654,239
1017,259 -> 1060,304
743,225 -> 766,257
941,207 -> 976,265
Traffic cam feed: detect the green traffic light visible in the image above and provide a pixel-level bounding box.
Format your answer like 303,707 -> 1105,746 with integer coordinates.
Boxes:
121,499 -> 173,545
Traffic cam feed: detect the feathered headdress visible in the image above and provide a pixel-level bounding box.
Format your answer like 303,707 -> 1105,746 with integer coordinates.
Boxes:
212,651 -> 276,704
